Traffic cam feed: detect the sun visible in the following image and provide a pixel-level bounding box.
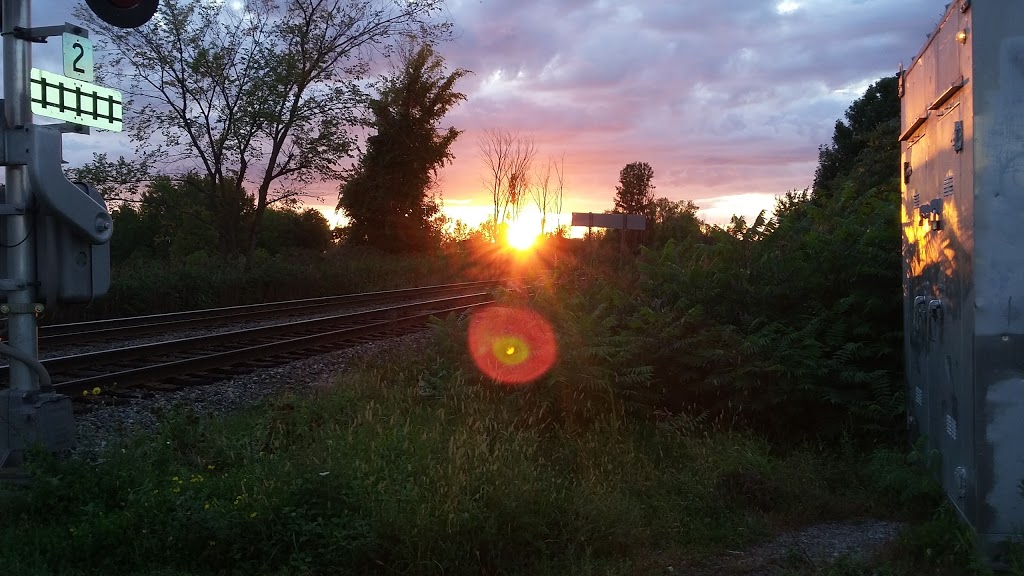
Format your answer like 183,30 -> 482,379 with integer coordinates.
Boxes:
505,218 -> 538,251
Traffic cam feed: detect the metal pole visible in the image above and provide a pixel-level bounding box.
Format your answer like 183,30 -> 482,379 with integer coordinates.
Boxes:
3,0 -> 39,392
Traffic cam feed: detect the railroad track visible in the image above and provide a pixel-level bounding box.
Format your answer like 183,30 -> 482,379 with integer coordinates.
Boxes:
1,286 -> 498,398
35,279 -> 503,346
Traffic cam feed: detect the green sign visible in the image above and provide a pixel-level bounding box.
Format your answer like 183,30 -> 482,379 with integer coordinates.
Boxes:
30,68 -> 122,132
62,33 -> 95,82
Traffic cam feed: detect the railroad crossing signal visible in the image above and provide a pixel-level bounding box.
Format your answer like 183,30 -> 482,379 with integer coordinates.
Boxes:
85,0 -> 160,29
0,0 -> 157,468
30,68 -> 123,131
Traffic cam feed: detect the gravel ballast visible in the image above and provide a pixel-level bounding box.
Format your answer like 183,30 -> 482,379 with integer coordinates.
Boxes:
71,331 -> 433,460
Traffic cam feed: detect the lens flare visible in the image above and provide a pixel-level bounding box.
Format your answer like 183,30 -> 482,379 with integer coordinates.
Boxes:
468,306 -> 557,385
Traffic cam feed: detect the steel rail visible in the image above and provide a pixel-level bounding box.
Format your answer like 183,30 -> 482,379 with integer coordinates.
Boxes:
1,292 -> 493,386
35,279 -> 503,344
54,302 -> 482,396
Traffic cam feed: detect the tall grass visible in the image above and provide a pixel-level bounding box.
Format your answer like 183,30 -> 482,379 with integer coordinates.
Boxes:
1,318 -> 947,576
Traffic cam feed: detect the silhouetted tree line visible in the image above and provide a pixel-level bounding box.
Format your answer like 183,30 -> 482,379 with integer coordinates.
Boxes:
107,175 -> 333,265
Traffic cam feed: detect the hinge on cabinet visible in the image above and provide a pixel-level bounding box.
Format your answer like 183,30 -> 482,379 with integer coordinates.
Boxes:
954,466 -> 967,498
953,121 -> 964,153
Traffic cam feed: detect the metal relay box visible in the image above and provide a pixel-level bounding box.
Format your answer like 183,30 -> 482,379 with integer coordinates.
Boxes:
901,0 -> 1024,554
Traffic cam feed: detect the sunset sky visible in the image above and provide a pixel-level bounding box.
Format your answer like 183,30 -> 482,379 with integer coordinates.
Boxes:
9,0 -> 947,231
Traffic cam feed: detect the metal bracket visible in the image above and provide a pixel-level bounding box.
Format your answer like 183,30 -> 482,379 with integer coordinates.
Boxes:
919,198 -> 943,231
897,62 -> 905,99
1,124 -> 31,166
56,123 -> 90,135
0,303 -> 44,314
953,121 -> 964,153
0,279 -> 27,292
27,126 -> 112,244
0,204 -> 25,216
914,295 -> 928,334
11,23 -> 88,43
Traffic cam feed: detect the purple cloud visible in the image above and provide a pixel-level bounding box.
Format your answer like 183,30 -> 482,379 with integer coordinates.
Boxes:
4,0 -> 948,227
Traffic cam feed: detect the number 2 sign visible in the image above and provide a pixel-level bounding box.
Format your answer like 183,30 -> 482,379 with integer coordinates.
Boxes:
62,33 -> 94,82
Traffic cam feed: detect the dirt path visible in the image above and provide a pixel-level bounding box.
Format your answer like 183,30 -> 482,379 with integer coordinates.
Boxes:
639,520 -> 904,575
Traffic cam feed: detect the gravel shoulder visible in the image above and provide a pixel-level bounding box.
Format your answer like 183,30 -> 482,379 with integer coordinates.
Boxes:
71,331 -> 433,460
636,520 -> 904,576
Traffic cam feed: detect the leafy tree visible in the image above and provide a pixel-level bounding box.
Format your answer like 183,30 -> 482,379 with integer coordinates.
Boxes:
647,197 -> 702,248
338,43 -> 468,252
258,208 -> 333,254
613,161 -> 656,215
77,0 -> 451,263
812,76 -> 899,199
108,204 -> 155,262
66,153 -> 151,206
139,175 -> 222,262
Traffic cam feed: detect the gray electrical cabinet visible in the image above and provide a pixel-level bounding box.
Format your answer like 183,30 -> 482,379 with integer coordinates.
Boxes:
901,0 -> 1024,557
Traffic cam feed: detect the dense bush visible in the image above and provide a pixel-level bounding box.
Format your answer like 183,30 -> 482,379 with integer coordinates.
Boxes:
509,77 -> 905,443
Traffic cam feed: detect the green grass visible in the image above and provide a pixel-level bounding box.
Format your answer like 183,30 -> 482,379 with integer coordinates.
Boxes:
0,333 -> 985,576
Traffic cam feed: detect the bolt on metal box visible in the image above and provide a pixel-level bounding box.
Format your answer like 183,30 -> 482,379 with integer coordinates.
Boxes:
901,0 -> 1024,558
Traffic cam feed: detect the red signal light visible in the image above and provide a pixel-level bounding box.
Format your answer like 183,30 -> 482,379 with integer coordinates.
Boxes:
85,0 -> 158,29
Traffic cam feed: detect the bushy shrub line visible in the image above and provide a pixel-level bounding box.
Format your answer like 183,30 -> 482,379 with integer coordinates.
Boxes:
45,246 -> 500,323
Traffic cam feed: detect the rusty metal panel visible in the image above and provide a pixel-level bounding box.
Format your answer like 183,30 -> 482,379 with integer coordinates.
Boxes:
902,0 -> 1024,557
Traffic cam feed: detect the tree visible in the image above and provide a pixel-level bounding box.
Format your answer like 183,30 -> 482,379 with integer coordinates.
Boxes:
65,153 -> 151,206
337,42 -> 468,252
812,76 -> 899,199
259,208 -> 333,253
530,154 -> 565,234
77,0 -> 451,262
139,175 -> 222,261
614,161 -> 656,215
479,129 -> 537,224
648,197 -> 701,248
